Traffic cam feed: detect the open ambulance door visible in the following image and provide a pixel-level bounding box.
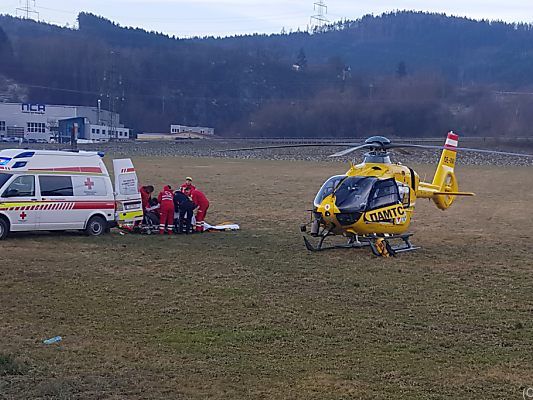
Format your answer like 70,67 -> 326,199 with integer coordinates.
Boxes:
112,159 -> 143,225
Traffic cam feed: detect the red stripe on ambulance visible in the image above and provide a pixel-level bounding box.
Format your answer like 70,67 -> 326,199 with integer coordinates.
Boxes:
29,167 -> 103,173
72,202 -> 115,210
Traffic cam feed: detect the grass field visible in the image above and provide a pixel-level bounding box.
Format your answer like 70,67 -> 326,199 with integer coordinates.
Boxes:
1,156 -> 533,399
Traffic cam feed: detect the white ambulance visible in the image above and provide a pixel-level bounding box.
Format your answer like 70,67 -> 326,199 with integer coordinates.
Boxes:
0,149 -> 143,239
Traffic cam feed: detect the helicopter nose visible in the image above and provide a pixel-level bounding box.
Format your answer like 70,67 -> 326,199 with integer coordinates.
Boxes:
316,196 -> 339,223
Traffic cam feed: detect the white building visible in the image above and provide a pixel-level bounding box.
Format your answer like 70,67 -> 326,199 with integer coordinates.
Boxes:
0,102 -> 128,143
87,123 -> 130,142
170,124 -> 215,136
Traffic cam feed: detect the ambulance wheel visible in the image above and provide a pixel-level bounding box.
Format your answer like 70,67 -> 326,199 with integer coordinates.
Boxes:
0,217 -> 9,240
85,216 -> 107,236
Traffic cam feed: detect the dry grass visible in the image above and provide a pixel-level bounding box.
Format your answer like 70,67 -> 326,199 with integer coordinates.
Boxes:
1,156 -> 533,399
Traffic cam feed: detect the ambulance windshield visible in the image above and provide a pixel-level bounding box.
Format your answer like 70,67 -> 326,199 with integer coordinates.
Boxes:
0,173 -> 12,191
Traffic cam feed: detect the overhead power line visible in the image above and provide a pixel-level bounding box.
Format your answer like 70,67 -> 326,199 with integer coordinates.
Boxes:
310,0 -> 329,31
30,5 -> 307,23
15,0 -> 38,20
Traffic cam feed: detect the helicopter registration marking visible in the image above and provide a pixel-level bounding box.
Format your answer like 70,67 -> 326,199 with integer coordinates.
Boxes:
443,155 -> 455,167
364,204 -> 406,223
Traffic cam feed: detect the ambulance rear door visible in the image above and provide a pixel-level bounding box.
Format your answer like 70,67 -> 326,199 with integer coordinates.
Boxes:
112,159 -> 143,224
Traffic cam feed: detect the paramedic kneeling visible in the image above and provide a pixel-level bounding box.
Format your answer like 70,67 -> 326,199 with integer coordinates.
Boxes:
190,188 -> 210,232
158,185 -> 175,234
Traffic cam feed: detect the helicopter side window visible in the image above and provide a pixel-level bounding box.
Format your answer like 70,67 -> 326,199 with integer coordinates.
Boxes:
368,179 -> 401,210
398,183 -> 410,207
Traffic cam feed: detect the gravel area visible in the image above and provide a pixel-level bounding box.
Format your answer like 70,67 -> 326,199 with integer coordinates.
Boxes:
1,139 -> 532,166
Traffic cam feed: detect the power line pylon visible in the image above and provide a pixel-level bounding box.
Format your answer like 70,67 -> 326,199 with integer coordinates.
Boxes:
310,0 -> 329,32
16,0 -> 39,20
101,50 -> 124,141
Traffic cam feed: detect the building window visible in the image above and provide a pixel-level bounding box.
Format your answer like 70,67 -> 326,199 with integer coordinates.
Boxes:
102,130 -> 106,135
96,129 -> 100,134
0,121 -> 5,132
27,122 -> 45,133
92,128 -> 96,134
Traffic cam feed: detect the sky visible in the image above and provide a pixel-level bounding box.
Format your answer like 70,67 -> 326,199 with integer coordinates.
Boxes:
1,0 -> 533,37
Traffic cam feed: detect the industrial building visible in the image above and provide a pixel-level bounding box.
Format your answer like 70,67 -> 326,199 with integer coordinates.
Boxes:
0,102 -> 130,143
136,124 -> 218,141
170,124 -> 215,137
58,118 -> 131,144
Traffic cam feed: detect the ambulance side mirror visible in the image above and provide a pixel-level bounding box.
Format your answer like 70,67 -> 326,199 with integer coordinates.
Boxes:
4,189 -> 19,198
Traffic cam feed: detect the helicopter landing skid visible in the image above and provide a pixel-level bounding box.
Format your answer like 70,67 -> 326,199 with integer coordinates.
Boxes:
303,233 -> 371,252
368,233 -> 419,257
303,232 -> 418,256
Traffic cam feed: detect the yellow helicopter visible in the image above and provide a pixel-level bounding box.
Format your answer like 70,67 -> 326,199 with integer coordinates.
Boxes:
227,132 -> 533,256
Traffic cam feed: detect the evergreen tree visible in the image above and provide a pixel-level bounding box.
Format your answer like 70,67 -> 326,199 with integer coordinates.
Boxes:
296,48 -> 307,70
396,61 -> 407,79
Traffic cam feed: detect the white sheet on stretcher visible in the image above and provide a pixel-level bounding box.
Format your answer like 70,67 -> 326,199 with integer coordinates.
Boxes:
202,222 -> 240,231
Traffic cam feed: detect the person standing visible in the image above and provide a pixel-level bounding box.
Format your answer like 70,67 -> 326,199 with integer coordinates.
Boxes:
190,188 -> 210,232
180,177 -> 196,193
132,185 -> 154,229
139,185 -> 154,212
157,185 -> 175,235
173,189 -> 195,234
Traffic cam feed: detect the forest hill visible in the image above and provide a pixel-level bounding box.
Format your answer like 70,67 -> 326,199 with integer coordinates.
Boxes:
1,11 -> 533,138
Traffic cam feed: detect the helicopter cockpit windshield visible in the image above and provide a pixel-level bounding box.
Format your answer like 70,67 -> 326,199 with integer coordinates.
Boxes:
314,175 -> 401,214
314,175 -> 346,207
333,176 -> 376,213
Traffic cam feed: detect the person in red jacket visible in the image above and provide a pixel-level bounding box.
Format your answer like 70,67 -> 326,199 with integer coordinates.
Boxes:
139,185 -> 154,212
189,188 -> 210,232
157,185 -> 175,234
180,177 -> 196,193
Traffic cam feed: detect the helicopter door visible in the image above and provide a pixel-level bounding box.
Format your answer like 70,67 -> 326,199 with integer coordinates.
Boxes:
368,178 -> 401,210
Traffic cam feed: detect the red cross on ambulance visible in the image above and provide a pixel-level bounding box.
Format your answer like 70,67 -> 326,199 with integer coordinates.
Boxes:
84,177 -> 94,190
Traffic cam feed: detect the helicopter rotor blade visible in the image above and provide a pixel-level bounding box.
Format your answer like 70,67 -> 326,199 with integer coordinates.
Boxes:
221,143 -> 361,152
328,144 -> 375,157
388,144 -> 533,158
220,138 -> 533,158
395,148 -> 411,155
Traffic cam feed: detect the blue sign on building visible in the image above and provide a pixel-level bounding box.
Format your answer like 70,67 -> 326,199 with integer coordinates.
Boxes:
21,103 -> 46,114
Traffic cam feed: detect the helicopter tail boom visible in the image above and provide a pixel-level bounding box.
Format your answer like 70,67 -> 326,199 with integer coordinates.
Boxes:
416,131 -> 471,210
433,191 -> 474,196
